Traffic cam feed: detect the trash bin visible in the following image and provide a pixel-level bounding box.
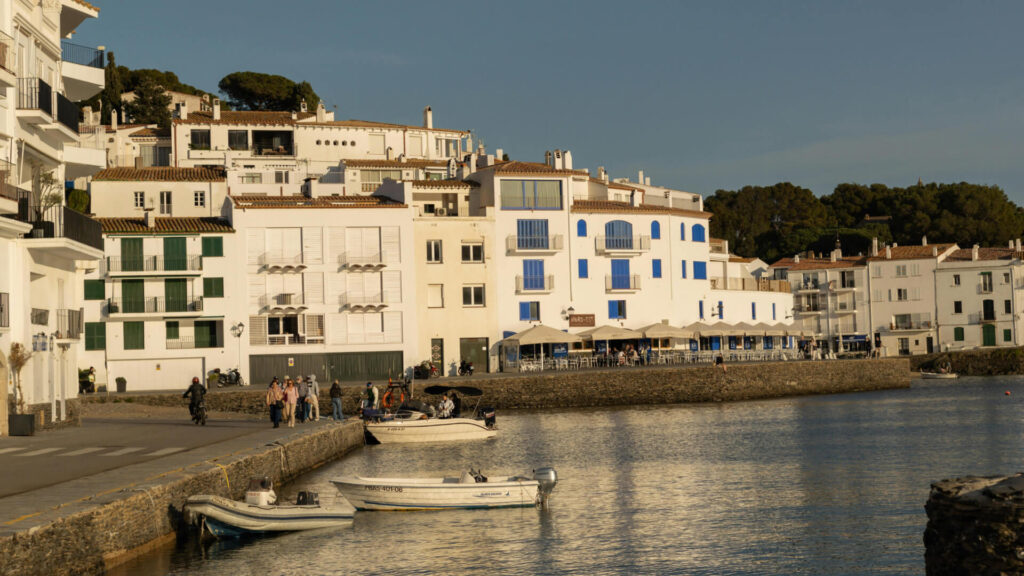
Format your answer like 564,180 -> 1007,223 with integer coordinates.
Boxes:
115,377 -> 127,393
9,414 -> 35,436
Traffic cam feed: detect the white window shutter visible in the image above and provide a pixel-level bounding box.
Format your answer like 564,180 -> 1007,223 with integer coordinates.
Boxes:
304,272 -> 324,304
328,313 -> 347,344
265,228 -> 283,260
283,228 -> 302,260
363,228 -> 380,259
328,273 -> 346,306
267,275 -> 284,299
249,275 -> 266,306
329,227 -> 346,264
364,272 -> 382,300
382,270 -> 402,303
347,314 -> 365,344
427,284 -> 443,308
249,315 -> 267,345
912,287 -> 921,301
305,314 -> 325,338
302,227 -> 323,264
364,312 -> 384,343
383,311 -> 403,343
247,229 -> 265,265
382,226 -> 401,263
346,273 -> 365,299
283,275 -> 302,300
345,228 -> 363,260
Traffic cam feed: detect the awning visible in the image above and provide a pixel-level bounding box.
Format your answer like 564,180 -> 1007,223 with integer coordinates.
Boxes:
842,334 -> 868,342
687,322 -> 727,337
638,323 -> 694,339
577,325 -> 644,341
501,324 -> 582,346
755,323 -> 789,337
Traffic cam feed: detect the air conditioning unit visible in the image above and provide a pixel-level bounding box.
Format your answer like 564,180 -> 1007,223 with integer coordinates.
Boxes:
435,207 -> 447,216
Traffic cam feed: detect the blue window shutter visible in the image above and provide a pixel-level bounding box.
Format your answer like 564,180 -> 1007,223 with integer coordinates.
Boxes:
577,219 -> 587,237
772,303 -> 777,320
752,302 -> 756,320
699,301 -> 704,319
692,224 -> 706,242
608,300 -> 617,318
519,302 -> 531,321
652,259 -> 662,278
718,300 -> 724,319
651,221 -> 661,239
681,260 -> 687,278
693,261 -> 707,279
523,259 -> 544,290
680,223 -> 686,241
578,258 -> 588,278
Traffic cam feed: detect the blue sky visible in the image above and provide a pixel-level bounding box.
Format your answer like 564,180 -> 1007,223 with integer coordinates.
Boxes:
73,1 -> 1024,202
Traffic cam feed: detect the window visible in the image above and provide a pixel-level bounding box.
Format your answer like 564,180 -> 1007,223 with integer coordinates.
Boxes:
166,321 -> 179,340
1006,300 -> 1012,314
202,236 -> 223,257
159,191 -> 171,215
1004,273 -> 1011,284
895,264 -> 908,277
519,301 -> 540,321
84,279 -> 105,300
517,219 -> 549,249
124,321 -> 145,350
133,191 -> 145,208
691,223 -> 706,242
275,171 -> 290,184
240,173 -> 262,184
896,288 -> 908,301
368,133 -> 386,155
522,260 -> 545,290
651,221 -> 661,239
954,327 -> 965,341
652,259 -> 662,279
751,302 -> 757,320
228,130 -> 248,150
699,301 -> 705,320
608,300 -> 626,319
194,191 -> 205,208
680,223 -> 686,241
576,219 -> 587,237
693,261 -> 708,280
427,284 -> 444,308
604,220 -> 634,250
190,129 -> 210,150
500,180 -> 562,210
953,274 -> 961,286
718,301 -> 724,319
203,277 -> 224,298
84,322 -> 105,351
611,259 -> 631,289
462,285 -> 485,307
578,259 -> 589,278
954,301 -> 963,314
426,240 -> 442,263
981,272 -> 993,292
681,260 -> 687,279
461,243 -> 484,262
1005,329 -> 1013,342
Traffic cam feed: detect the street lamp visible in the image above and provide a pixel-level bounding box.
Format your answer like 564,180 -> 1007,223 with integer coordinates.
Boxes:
232,322 -> 245,375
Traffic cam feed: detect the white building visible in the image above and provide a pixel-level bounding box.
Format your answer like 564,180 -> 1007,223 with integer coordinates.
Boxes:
935,244 -> 1024,350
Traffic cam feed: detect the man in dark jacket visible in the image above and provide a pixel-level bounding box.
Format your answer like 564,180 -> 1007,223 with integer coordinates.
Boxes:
329,380 -> 343,421
183,377 -> 206,418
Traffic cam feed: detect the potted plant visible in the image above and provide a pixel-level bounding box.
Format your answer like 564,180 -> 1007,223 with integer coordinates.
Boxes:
29,171 -> 63,238
8,343 -> 34,435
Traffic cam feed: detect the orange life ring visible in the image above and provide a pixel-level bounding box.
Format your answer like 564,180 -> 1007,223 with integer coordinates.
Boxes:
381,389 -> 405,409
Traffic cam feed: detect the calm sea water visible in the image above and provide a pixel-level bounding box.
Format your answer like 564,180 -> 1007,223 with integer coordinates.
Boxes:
113,375 -> 1024,576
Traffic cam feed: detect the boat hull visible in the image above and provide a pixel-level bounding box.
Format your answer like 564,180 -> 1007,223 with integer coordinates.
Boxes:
186,495 -> 353,536
920,371 -> 958,380
332,475 -> 540,511
365,417 -> 496,443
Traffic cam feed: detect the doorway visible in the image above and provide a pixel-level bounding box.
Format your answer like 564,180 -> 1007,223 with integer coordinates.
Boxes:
459,338 -> 489,373
983,324 -> 996,346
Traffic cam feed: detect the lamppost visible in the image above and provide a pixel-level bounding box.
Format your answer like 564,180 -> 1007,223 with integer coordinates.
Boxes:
232,322 -> 245,377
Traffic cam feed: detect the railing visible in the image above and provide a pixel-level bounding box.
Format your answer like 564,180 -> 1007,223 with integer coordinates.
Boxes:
107,297 -> 204,314
167,336 -> 224,350
361,182 -> 379,193
338,293 -> 387,307
506,235 -> 564,252
832,301 -> 856,312
709,241 -> 727,254
515,275 -> 554,293
259,252 -> 304,266
338,251 -> 393,267
839,279 -> 856,289
794,304 -> 823,313
260,293 -> 307,308
711,277 -> 791,293
17,204 -> 103,250
61,40 -> 104,68
0,30 -> 13,73
106,255 -> 203,273
795,281 -> 820,291
0,292 -> 7,328
55,308 -> 82,340
605,274 -> 641,291
17,78 -> 52,116
979,283 -> 993,294
889,320 -> 932,331
0,159 -> 15,200
55,92 -> 80,133
267,334 -> 324,346
595,235 -> 651,253
31,308 -> 49,325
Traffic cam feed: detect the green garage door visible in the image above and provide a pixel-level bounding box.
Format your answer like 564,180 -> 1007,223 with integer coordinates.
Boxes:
983,324 -> 996,347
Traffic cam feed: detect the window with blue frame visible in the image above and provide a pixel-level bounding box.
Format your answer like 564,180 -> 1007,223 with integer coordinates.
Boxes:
522,259 -> 545,290
728,336 -> 737,350
604,220 -> 633,250
576,219 -> 587,237
519,301 -> 540,321
608,300 -> 626,319
680,223 -> 686,241
652,259 -> 662,278
681,260 -> 687,278
500,180 -> 562,210
698,301 -> 704,319
752,302 -> 757,320
772,303 -> 777,320
611,260 -> 630,289
578,258 -> 589,278
718,300 -> 724,319
517,219 -> 549,249
651,221 -> 661,239
693,261 -> 707,279
692,223 -> 706,242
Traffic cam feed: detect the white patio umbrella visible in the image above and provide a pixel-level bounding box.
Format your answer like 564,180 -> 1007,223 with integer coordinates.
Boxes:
577,325 -> 644,358
639,323 -> 695,351
501,324 -> 582,369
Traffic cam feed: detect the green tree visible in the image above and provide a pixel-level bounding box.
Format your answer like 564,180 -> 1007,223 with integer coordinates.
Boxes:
66,189 -> 90,213
218,71 -> 320,111
99,52 -> 123,125
706,182 -> 828,261
123,77 -> 172,128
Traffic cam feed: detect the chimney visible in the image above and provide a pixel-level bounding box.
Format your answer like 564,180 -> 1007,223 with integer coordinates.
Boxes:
598,166 -> 607,182
423,106 -> 433,129
922,235 -> 928,246
885,245 -> 892,259
545,150 -> 553,167
495,148 -> 503,161
972,245 -> 979,261
563,150 -> 573,170
1017,238 -> 1022,251
144,210 -> 155,228
111,108 -> 118,130
794,254 -> 800,263
830,251 -> 837,262
300,99 -> 308,113
932,246 -> 938,257
316,100 -> 326,122
553,150 -> 563,170
212,98 -> 221,120
645,176 -> 651,186
871,237 -> 879,257
892,242 -> 898,248
291,110 -> 297,120
468,152 -> 478,174
178,101 -> 187,121
485,154 -> 495,167
638,170 -> 644,185
1011,240 -> 1015,249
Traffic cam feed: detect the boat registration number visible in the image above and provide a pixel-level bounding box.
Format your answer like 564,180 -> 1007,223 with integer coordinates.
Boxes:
364,485 -> 403,493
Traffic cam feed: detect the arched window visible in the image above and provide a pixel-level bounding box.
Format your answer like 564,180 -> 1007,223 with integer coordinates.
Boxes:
577,219 -> 587,237
604,220 -> 634,250
651,221 -> 661,239
680,223 -> 686,241
692,223 -> 706,242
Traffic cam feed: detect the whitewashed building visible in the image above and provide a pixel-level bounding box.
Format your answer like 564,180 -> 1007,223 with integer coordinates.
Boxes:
934,244 -> 1024,351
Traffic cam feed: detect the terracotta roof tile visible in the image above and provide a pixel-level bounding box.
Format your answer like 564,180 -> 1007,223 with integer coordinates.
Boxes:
477,160 -> 588,176
729,256 -> 755,263
69,0 -> 99,13
174,110 -> 315,126
344,159 -> 448,169
410,179 -> 479,189
93,167 -> 226,182
230,194 -> 407,209
128,127 -> 171,138
299,119 -> 468,134
78,123 -> 151,134
570,199 -> 711,219
865,243 -> 957,261
770,256 -> 867,270
98,217 -> 233,235
945,247 -> 1024,262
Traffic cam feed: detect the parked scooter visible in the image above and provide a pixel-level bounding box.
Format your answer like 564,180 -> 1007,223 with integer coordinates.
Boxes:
457,360 -> 474,376
214,368 -> 246,387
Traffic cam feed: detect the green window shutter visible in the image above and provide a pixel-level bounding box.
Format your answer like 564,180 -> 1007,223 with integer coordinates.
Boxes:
121,238 -> 144,272
166,321 -> 179,340
124,321 -> 145,350
954,327 -> 964,341
85,322 -> 106,351
164,237 -> 187,271
121,279 -> 145,313
84,279 -> 105,300
164,279 -> 188,312
202,236 -> 223,257
203,277 -> 224,298
1004,329 -> 1012,342
195,320 -> 218,348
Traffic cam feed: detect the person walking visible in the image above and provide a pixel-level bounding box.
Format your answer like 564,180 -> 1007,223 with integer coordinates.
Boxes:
365,382 -> 379,411
715,352 -> 727,373
296,377 -> 309,423
307,375 -> 321,422
329,380 -> 344,421
266,378 -> 283,428
283,379 -> 298,428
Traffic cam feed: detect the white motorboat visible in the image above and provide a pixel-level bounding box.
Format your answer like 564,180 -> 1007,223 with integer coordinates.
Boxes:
332,467 -> 558,511
920,371 -> 958,380
186,478 -> 353,538
364,385 -> 497,444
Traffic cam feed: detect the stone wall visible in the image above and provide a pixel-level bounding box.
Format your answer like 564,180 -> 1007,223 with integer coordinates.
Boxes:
83,358 -> 911,414
924,474 -> 1024,575
911,347 -> 1024,376
7,398 -> 82,432
0,420 -> 364,576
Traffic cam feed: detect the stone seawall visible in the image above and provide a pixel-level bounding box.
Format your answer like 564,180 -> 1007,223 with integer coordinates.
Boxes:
0,420 -> 364,576
911,347 -> 1024,376
83,358 -> 911,413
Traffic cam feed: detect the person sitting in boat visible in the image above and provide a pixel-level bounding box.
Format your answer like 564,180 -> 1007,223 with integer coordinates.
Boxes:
438,393 -> 454,419
450,391 -> 462,418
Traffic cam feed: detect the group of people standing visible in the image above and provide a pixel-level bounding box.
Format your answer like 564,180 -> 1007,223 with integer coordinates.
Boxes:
265,375 -> 345,428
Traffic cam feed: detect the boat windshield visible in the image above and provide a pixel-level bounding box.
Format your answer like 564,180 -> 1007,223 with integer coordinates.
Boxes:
247,476 -> 273,491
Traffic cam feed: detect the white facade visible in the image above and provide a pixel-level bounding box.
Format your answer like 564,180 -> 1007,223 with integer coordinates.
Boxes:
935,246 -> 1024,351
89,167 -> 229,218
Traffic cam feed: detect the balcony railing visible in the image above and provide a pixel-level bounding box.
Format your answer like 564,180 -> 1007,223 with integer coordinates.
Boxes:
259,252 -> 305,267
107,297 -> 204,314
55,92 -> 80,133
795,281 -> 821,292
361,182 -> 380,193
15,203 -> 103,251
338,251 -> 394,267
595,235 -> 651,254
711,277 -> 792,293
61,40 -> 104,68
106,255 -> 203,273
0,292 -> 7,328
515,275 -> 554,293
888,320 -> 932,331
167,336 -> 223,350
605,274 -> 641,292
17,78 -> 52,116
55,308 -> 82,340
338,293 -> 387,307
979,283 -> 994,294
505,235 -> 564,252
260,293 -> 307,308
794,304 -> 823,314
0,30 -> 12,73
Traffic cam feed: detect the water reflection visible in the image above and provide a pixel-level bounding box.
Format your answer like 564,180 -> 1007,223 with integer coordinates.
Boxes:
116,376 -> 1024,575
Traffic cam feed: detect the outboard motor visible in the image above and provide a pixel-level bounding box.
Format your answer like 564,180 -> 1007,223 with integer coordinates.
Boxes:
478,406 -> 496,428
296,491 -> 320,506
533,467 -> 558,506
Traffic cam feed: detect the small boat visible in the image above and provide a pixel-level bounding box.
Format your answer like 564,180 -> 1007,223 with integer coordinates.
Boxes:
364,385 -> 496,444
920,371 -> 958,380
332,467 -> 557,511
186,477 -> 353,538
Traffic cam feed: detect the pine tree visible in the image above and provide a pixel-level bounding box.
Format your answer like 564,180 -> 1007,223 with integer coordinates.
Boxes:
100,52 -> 123,125
123,78 -> 172,129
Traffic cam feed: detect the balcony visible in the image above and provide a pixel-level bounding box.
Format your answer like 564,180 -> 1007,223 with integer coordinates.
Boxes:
595,235 -> 651,255
978,283 -> 994,294
0,160 -> 17,215
887,320 -> 933,332
711,277 -> 792,293
267,334 -> 324,346
11,201 -> 104,259
0,30 -> 14,88
55,308 -> 82,341
338,293 -> 387,310
106,255 -> 203,275
167,336 -> 224,350
259,252 -> 307,273
107,297 -> 204,316
515,275 -> 555,294
17,78 -> 53,124
605,274 -> 641,292
832,301 -> 856,315
505,235 -> 564,253
794,281 -> 821,293
794,304 -> 823,315
31,308 -> 48,325
260,293 -> 308,313
338,251 -> 392,269
49,92 -> 81,140
64,143 -> 107,180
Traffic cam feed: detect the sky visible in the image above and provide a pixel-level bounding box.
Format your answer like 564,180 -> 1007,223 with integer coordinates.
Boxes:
71,1 -> 1024,202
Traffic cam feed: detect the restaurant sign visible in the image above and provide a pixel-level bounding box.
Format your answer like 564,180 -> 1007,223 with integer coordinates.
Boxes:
568,314 -> 595,327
